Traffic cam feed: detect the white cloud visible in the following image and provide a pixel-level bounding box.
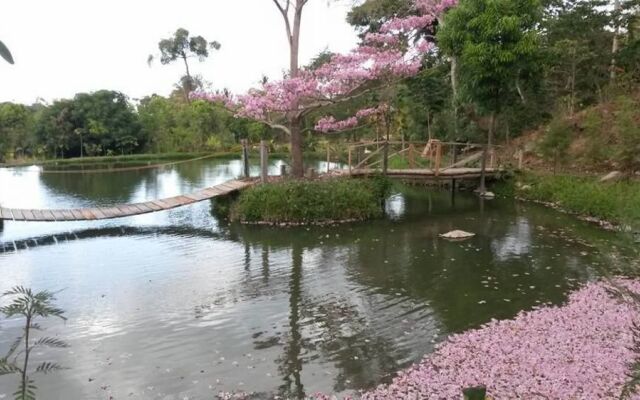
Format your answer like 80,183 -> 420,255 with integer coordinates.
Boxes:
0,0 -> 358,104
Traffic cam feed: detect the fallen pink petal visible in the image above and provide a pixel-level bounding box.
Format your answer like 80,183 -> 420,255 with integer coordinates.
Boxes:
310,279 -> 640,399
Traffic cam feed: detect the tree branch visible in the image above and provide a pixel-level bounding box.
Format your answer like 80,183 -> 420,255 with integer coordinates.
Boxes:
272,0 -> 293,44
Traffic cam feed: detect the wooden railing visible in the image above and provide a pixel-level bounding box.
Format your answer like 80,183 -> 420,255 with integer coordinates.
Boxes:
342,140 -> 500,175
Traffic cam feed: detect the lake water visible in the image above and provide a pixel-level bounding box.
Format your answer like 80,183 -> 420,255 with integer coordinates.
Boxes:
0,158 -> 636,399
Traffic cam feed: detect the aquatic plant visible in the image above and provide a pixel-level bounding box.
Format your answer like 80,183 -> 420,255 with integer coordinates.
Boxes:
0,287 -> 68,400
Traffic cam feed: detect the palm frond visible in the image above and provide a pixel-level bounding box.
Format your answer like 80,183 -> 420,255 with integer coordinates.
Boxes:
34,362 -> 64,375
2,286 -> 31,297
6,333 -> 25,358
0,359 -> 21,375
13,378 -> 37,400
32,337 -> 69,349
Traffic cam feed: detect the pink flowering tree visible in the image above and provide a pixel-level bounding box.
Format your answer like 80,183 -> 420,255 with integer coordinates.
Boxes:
195,0 -> 457,177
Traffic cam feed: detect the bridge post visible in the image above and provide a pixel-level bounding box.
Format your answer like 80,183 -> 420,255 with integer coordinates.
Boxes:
408,144 -> 416,169
434,141 -> 442,176
326,143 -> 331,173
348,146 -> 352,175
382,141 -> 389,176
260,140 -> 269,183
241,139 -> 250,178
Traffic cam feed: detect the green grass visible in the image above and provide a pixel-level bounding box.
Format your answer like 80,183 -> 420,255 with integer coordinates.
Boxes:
497,173 -> 640,228
231,176 -> 391,225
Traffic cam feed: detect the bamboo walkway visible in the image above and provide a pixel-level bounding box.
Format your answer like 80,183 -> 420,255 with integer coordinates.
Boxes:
0,178 -> 255,222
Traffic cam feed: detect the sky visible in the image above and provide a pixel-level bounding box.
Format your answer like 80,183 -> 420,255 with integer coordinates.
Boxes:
0,0 -> 359,105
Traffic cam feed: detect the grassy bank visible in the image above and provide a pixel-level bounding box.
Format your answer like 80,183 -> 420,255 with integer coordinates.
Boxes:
495,172 -> 640,229
230,176 -> 391,225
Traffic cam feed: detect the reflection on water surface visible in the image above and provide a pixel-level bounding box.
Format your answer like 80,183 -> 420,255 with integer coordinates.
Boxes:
0,158 -> 635,399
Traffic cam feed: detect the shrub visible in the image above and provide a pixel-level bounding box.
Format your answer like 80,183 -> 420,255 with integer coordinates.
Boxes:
232,176 -> 391,224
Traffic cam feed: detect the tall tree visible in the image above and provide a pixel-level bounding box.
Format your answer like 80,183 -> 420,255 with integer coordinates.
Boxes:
272,0 -> 309,177
148,28 -> 220,103
438,0 -> 542,193
198,0 -> 454,177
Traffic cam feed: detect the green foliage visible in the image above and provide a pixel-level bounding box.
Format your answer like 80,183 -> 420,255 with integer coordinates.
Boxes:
0,287 -> 68,400
537,116 -> 573,170
348,0 -> 413,35
32,91 -> 142,158
232,177 -> 392,224
511,173 -> 640,227
155,28 -> 220,66
138,96 -> 234,152
438,0 -> 543,116
0,103 -> 36,161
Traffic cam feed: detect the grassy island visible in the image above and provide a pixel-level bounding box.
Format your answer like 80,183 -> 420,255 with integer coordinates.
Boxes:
229,176 -> 391,225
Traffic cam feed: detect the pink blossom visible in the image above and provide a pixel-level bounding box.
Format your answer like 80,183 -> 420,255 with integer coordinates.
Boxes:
199,0 -> 449,131
311,279 -> 640,399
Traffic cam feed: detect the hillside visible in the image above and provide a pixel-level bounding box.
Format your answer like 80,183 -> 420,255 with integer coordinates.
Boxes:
506,90 -> 640,176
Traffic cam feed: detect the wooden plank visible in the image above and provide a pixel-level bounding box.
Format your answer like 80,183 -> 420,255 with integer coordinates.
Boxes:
203,187 -> 225,197
11,209 -> 25,221
61,210 -> 76,221
175,196 -> 195,205
50,210 -> 67,221
161,197 -> 182,208
216,182 -> 239,193
143,201 -> 163,211
22,210 -> 36,221
99,207 -> 119,219
116,205 -> 136,216
89,208 -> 107,220
150,200 -> 171,209
0,208 -> 10,220
31,210 -> 45,221
71,209 -> 85,220
183,193 -> 206,202
41,210 -> 56,221
132,203 -> 153,213
80,209 -> 96,220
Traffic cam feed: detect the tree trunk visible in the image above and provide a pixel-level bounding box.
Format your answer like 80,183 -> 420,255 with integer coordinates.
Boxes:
182,54 -> 193,104
290,117 -> 304,177
610,0 -> 621,80
287,2 -> 304,177
478,112 -> 495,195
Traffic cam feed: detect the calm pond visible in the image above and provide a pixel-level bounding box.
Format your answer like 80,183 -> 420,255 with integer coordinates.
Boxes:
0,158 -> 636,399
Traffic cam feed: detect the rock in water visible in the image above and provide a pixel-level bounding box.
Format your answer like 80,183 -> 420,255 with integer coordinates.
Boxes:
440,230 -> 476,240
479,191 -> 495,199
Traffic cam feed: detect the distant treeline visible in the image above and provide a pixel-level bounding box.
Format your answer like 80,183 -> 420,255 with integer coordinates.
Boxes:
1,0 -> 638,162
0,91 -> 278,162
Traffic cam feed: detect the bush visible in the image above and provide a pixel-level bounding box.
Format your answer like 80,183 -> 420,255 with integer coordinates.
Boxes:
232,176 -> 391,224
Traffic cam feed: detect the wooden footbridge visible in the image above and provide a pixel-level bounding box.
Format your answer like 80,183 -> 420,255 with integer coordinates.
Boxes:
0,179 -> 255,222
0,140 -> 507,223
